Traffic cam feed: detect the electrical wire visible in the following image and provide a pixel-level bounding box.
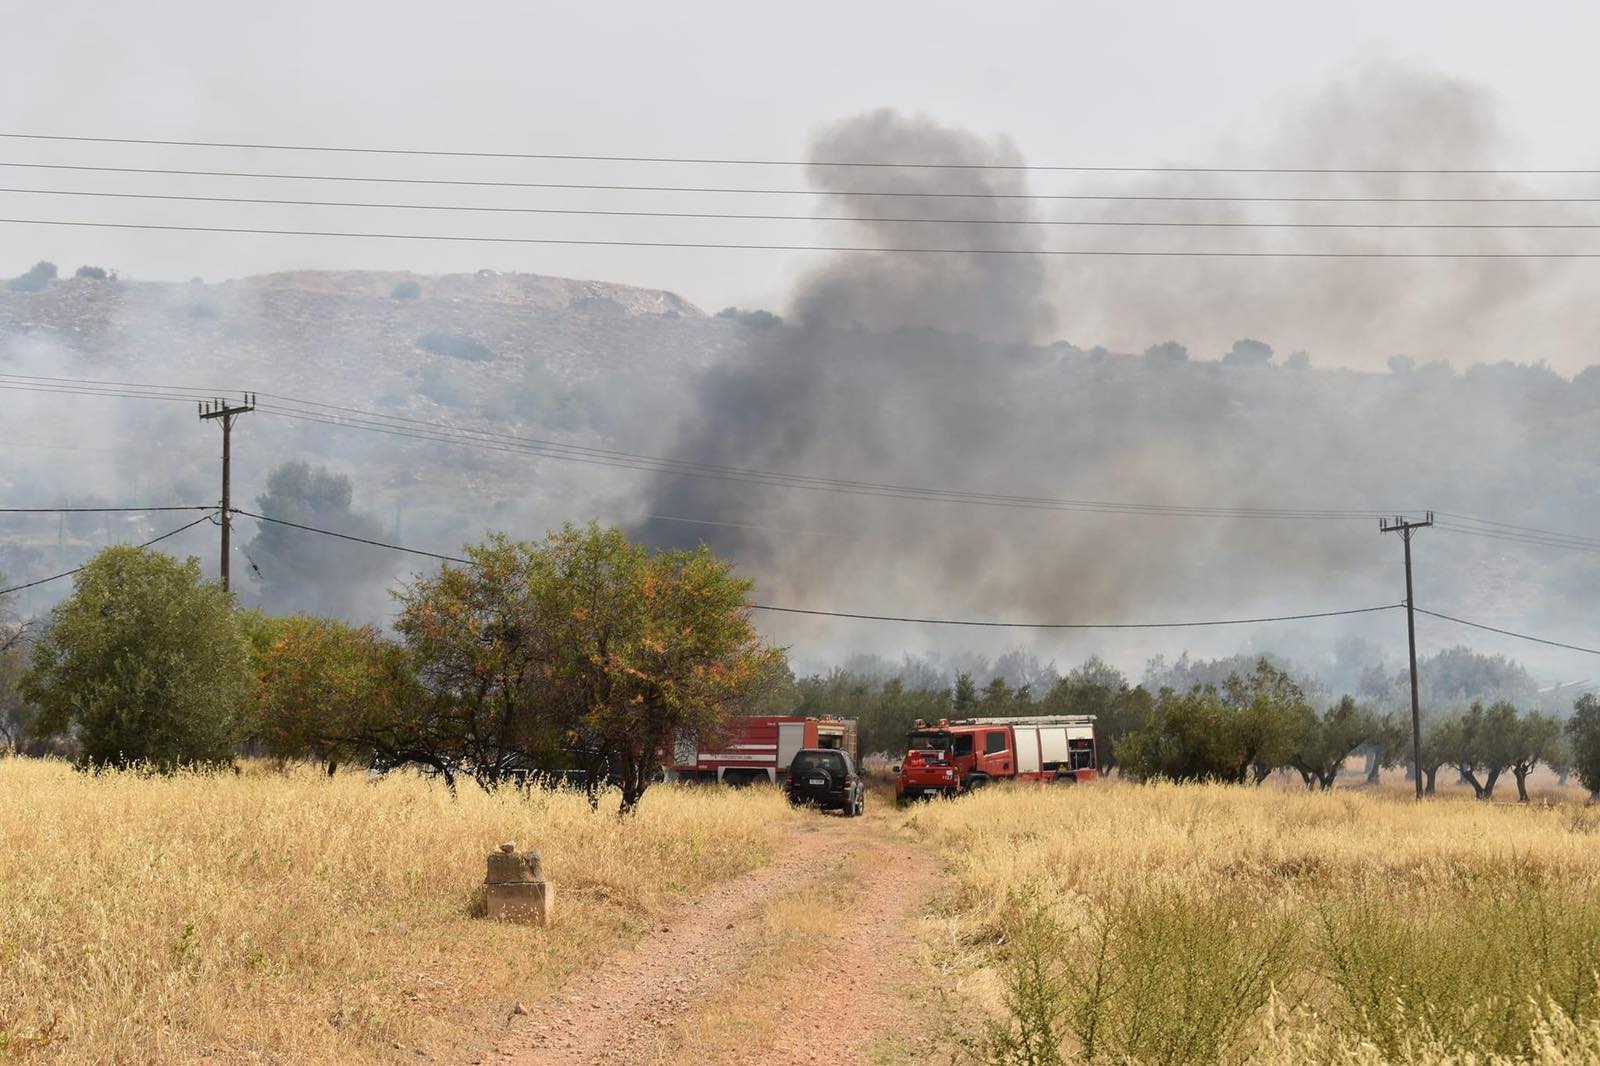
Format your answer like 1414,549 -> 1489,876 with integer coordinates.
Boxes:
9,376 -> 1593,550
748,602 -> 1403,629
1414,608 -> 1600,656
9,216 -> 1600,257
11,377 -> 1598,559
1435,511 -> 1600,549
9,160 -> 1600,203
0,512 -> 218,596
3,131 -> 1598,175
1435,522 -> 1600,556
233,509 -> 469,563
0,505 -> 212,514
231,508 -> 1407,629
10,186 -> 1600,230
0,373 -> 1404,520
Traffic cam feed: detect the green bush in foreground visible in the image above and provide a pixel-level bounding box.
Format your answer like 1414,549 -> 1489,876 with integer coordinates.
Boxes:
980,868 -> 1600,1065
21,547 -> 252,769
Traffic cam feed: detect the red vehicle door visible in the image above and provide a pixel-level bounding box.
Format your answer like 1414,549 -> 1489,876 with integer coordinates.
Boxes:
975,727 -> 1014,778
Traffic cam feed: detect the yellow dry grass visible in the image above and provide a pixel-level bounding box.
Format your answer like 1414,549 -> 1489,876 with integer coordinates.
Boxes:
0,758 -> 792,1064
905,780 -> 1600,1065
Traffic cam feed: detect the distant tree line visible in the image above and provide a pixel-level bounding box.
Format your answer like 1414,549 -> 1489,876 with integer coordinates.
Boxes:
788,652 -> 1597,800
4,540 -> 1599,805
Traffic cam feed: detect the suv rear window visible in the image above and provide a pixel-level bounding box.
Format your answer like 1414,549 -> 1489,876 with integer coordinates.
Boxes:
791,751 -> 848,775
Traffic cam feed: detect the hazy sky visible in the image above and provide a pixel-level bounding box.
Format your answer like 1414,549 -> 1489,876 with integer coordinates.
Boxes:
3,1 -> 1598,329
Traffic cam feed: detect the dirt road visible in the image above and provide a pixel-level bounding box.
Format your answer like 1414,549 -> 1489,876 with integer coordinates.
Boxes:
489,803 -> 942,1065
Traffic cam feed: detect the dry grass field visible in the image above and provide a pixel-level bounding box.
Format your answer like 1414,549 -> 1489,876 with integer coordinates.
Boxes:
906,780 -> 1600,1065
7,757 -> 1600,1065
0,758 -> 791,1064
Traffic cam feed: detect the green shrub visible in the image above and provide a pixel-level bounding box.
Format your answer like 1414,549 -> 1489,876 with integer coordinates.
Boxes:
8,261 -> 57,292
417,331 -> 493,362
1316,868 -> 1600,1060
980,886 -> 1298,1065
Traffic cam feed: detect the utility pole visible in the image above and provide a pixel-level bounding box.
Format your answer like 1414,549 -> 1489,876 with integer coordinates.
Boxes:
1380,511 -> 1433,800
198,393 -> 255,593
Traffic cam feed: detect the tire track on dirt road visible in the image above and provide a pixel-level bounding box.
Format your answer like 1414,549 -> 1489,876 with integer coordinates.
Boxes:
490,808 -> 942,1065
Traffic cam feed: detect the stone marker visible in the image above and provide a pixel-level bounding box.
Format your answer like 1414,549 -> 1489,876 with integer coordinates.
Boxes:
485,841 -> 553,926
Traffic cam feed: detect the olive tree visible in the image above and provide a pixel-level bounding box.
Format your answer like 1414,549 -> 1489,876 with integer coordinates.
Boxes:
1567,694 -> 1600,800
1290,696 -> 1378,790
22,547 -> 252,768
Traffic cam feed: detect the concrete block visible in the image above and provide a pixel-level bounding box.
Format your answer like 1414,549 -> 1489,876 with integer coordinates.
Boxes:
486,849 -> 544,884
486,879 -> 553,926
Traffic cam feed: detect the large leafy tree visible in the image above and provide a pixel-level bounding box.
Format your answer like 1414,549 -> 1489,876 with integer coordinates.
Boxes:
0,634 -> 29,752
0,577 -> 30,752
567,530 -> 781,812
21,547 -> 252,768
250,614 -> 421,776
1418,715 -> 1463,795
1118,659 -> 1310,784
393,535 -> 571,792
246,461 -> 392,616
394,524 -> 778,810
1506,709 -> 1561,802
1448,700 -> 1523,800
1566,694 -> 1600,799
1290,696 -> 1378,790
1222,659 -> 1312,784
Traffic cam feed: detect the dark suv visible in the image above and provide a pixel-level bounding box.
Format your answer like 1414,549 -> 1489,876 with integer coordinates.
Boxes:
785,748 -> 865,816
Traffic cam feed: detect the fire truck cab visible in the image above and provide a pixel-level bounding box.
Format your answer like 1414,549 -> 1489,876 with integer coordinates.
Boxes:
895,714 -> 1097,802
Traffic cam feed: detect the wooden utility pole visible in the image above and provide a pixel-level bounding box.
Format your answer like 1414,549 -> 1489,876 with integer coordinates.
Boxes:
1380,512 -> 1433,799
198,394 -> 255,593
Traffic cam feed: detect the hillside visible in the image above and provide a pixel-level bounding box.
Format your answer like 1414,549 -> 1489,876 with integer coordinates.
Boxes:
3,265 -> 1599,686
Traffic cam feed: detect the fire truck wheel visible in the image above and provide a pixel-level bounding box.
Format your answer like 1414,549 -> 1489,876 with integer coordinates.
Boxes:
965,774 -> 990,791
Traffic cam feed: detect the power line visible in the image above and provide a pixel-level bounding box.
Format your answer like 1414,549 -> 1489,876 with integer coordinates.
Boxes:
12,376 -> 1591,550
0,373 -> 1403,520
230,507 -> 1406,629
1435,522 -> 1600,555
748,602 -> 1403,629
1414,607 -> 1600,657
0,512 -> 218,597
233,508 -> 469,563
3,131 -> 1597,176
8,216 -> 1600,259
11,160 -> 1600,203
12,186 -> 1600,230
1434,510 -> 1600,549
0,505 -> 212,514
216,511 -> 1600,647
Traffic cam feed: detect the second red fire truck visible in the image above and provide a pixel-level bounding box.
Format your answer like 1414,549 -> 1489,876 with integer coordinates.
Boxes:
895,714 -> 1098,802
664,715 -> 859,786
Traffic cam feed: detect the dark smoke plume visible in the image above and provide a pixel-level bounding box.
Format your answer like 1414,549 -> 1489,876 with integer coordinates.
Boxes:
633,96 -> 1600,677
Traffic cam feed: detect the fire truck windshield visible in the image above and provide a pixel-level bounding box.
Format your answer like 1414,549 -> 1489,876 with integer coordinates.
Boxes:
907,730 -> 951,751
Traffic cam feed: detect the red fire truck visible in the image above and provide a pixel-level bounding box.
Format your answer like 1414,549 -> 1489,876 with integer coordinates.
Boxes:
895,714 -> 1098,802
665,715 -> 859,786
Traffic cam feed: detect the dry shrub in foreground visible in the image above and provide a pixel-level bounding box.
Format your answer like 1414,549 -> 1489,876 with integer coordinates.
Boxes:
909,781 -> 1600,1065
0,758 -> 790,1063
